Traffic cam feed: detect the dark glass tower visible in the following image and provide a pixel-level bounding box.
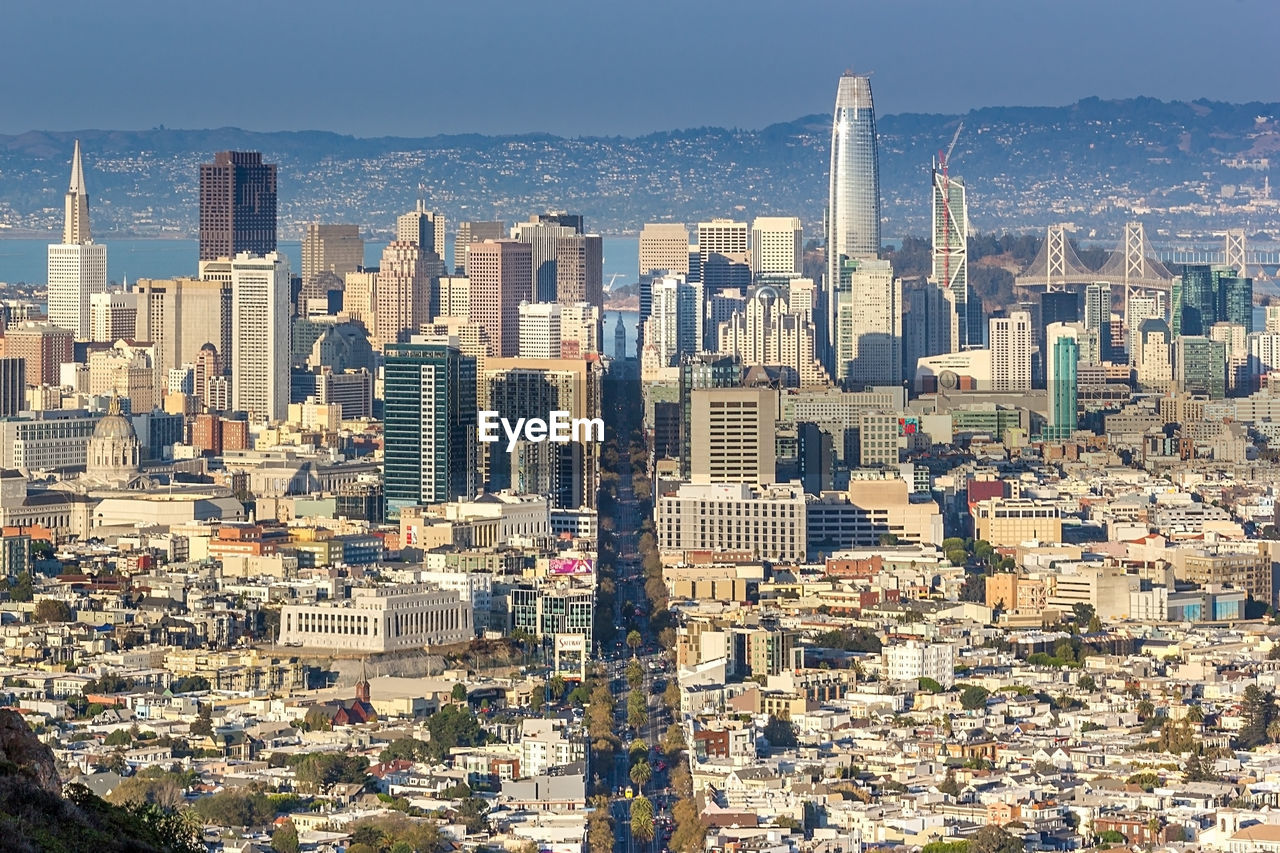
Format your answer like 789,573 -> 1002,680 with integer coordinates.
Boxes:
199,151 -> 278,261
383,342 -> 477,519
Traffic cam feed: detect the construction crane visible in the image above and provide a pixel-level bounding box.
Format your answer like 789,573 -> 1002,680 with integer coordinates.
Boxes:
605,272 -> 623,292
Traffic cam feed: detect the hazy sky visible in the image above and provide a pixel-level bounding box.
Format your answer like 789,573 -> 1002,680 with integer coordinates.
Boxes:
4,0 -> 1276,137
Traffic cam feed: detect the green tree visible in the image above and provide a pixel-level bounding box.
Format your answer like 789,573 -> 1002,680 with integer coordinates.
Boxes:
379,737 -> 430,763
627,630 -> 643,656
1238,684 -> 1276,749
189,703 -> 214,738
33,598 -> 73,623
969,824 -> 1024,853
670,797 -> 707,853
938,769 -> 960,797
454,797 -> 490,834
630,794 -> 655,842
8,571 -> 33,602
424,705 -> 488,761
104,728 -> 133,747
630,758 -> 652,791
626,658 -> 644,689
272,819 -> 300,853
587,798 -> 615,853
626,690 -> 649,730
451,682 -> 468,703
918,677 -> 943,694
289,753 -> 370,794
661,722 -> 686,756
959,685 -> 990,710
763,715 -> 797,748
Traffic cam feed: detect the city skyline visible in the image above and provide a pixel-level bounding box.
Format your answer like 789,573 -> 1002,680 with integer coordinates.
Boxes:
3,0 -> 1276,137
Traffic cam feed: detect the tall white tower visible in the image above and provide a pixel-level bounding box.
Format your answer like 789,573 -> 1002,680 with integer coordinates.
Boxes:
47,140 -> 107,339
231,252 -> 291,421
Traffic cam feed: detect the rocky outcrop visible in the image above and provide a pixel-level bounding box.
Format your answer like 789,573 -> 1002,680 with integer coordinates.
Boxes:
0,708 -> 60,796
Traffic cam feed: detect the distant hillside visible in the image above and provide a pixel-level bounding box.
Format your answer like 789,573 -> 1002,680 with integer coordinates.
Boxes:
0,97 -> 1276,241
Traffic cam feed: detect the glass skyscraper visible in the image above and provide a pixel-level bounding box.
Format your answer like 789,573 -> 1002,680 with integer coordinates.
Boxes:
383,342 -> 478,520
826,72 -> 881,369
1047,324 -> 1079,439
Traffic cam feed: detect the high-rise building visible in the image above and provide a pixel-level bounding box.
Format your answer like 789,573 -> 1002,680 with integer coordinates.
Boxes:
698,219 -> 750,291
1208,322 -> 1249,396
835,258 -> 900,386
826,72 -> 881,367
342,269 -> 377,329
134,277 -> 233,389
455,221 -> 506,275
480,357 -> 602,509
555,234 -> 603,310
750,217 -> 803,283
1046,323 -> 1079,438
198,151 -> 277,261
3,322 -> 73,387
518,302 -> 563,359
1248,332 -> 1280,390
397,202 -> 446,269
1084,282 -> 1113,361
639,223 -> 691,280
690,387 -> 777,485
0,359 -> 25,417
1125,291 -> 1167,352
373,241 -> 431,351
47,141 -> 106,339
301,224 -> 364,289
1174,336 -> 1226,399
559,302 -> 601,357
717,285 -> 828,387
89,291 -> 139,343
437,276 -> 470,320
466,241 -> 532,357
230,253 -> 291,421
513,214 -> 583,302
383,341 -> 477,518
931,159 -> 970,350
645,275 -> 701,368
1134,318 -> 1172,392
989,310 -> 1032,392
639,223 -> 692,353
901,279 -> 951,384
678,355 -> 741,478
1219,273 -> 1253,332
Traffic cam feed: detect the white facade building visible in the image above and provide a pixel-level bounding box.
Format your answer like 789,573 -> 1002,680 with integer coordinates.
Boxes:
279,583 -> 472,652
989,310 -> 1032,392
231,252 -> 291,421
883,640 -> 956,689
518,301 -> 562,359
750,216 -> 803,282
48,141 -> 106,340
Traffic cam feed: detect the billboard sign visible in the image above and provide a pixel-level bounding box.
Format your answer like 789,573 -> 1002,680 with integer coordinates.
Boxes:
549,557 -> 594,576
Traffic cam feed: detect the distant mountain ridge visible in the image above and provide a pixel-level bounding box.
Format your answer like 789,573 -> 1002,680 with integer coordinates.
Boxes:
0,96 -> 1276,242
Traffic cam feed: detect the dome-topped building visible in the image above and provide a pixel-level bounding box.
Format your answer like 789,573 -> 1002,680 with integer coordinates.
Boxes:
86,396 -> 141,487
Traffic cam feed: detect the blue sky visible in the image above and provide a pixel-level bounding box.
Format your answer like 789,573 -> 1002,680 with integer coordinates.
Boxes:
3,0 -> 1276,136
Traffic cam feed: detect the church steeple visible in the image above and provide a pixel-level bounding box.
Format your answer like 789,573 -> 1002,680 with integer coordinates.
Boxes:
63,139 -> 91,245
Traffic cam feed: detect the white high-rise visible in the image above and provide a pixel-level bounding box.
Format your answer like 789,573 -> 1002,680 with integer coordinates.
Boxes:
989,310 -> 1032,392
231,252 -> 291,421
646,275 -> 700,367
518,302 -> 563,359
750,217 -> 803,283
826,72 -> 881,369
47,140 -> 106,339
835,258 -> 900,386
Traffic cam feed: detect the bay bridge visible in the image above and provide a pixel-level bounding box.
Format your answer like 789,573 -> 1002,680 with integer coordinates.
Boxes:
1013,223 -> 1275,296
